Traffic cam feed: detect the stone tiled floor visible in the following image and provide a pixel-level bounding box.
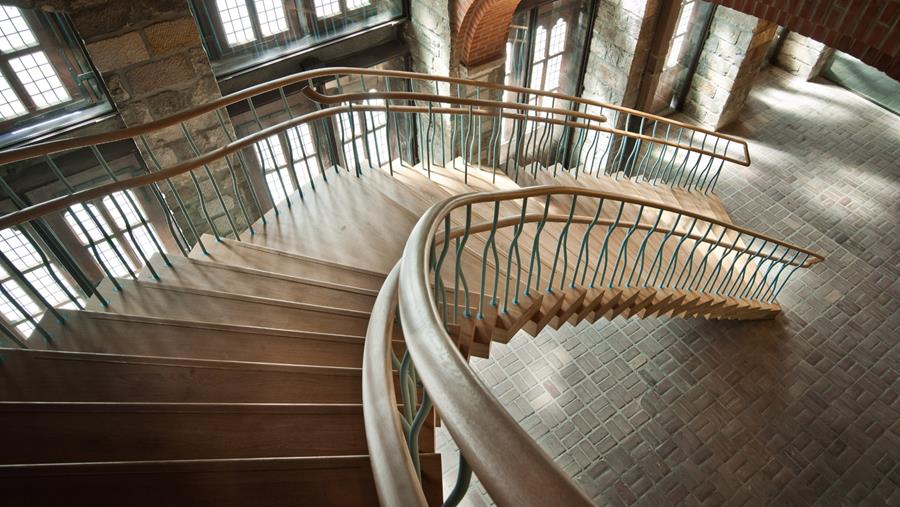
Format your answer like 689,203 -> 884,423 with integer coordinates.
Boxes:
439,67 -> 900,505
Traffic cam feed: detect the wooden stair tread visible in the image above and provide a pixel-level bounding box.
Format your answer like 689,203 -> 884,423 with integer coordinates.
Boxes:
0,402 -> 434,464
33,309 -> 389,367
0,348 -> 365,403
0,454 -> 442,507
139,254 -> 376,312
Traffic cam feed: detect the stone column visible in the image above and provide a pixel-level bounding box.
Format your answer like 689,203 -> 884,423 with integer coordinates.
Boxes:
404,0 -> 455,166
775,32 -> 835,81
457,58 -> 505,167
681,6 -> 777,129
23,0 -> 257,243
581,0 -> 663,114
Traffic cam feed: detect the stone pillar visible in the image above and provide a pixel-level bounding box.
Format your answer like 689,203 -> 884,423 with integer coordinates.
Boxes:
775,32 -> 835,81
405,0 -> 454,166
581,0 -> 663,113
23,0 -> 256,243
457,58 -> 505,167
682,6 -> 777,129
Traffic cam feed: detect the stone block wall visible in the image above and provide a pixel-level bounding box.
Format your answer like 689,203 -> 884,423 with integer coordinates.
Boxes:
581,0 -> 662,112
776,31 -> 834,81
682,6 -> 776,129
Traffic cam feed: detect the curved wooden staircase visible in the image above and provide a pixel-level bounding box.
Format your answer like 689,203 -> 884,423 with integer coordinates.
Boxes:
0,69 -> 822,506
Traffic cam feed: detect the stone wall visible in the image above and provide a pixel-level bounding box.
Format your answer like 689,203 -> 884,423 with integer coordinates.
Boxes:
776,31 -> 834,81
581,0 -> 662,111
682,6 -> 777,129
16,0 -> 257,243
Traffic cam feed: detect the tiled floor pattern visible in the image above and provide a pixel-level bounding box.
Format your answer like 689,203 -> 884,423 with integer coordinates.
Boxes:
438,67 -> 900,506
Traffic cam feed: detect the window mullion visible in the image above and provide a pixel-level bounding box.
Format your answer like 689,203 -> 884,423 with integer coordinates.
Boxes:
243,0 -> 266,43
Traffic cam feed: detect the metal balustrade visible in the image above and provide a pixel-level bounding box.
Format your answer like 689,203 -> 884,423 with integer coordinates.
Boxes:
0,67 -> 817,505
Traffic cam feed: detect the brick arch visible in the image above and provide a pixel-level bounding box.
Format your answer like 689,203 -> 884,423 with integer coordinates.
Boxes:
710,0 -> 899,79
454,0 -> 522,67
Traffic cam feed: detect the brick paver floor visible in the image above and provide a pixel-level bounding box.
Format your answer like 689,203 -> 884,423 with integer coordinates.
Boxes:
439,67 -> 900,506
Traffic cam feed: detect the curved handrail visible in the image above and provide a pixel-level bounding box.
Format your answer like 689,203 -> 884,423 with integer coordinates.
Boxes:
0,99 -> 744,232
0,102 -> 605,229
0,67 -> 749,166
362,264 -> 428,506
366,184 -> 825,505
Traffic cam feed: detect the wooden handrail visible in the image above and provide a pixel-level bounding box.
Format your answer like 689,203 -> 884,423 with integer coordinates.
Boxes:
425,187 -> 825,266
0,67 -> 749,166
0,104 -> 754,234
362,265 -> 428,507
434,213 -> 819,268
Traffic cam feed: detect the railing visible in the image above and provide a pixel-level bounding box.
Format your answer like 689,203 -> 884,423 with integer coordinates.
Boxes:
0,66 -> 821,504
365,185 -> 823,505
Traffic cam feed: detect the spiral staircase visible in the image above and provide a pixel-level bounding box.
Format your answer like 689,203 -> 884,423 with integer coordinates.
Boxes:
0,68 -> 823,506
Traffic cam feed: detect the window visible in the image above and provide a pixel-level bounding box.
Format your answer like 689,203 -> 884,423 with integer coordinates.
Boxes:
216,0 -> 257,46
335,95 -> 388,169
254,125 -> 320,203
530,18 -> 567,112
191,0 -> 403,76
0,6 -> 111,148
665,0 -> 696,70
0,227 -> 80,337
63,191 -> 163,278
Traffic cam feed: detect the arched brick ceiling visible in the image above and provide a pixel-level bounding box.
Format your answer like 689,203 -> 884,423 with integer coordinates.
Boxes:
453,0 -> 899,79
454,0 -> 522,67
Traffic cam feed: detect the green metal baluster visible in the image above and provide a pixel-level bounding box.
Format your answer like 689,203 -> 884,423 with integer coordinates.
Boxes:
645,214 -> 683,288
626,209 -> 663,287
503,198 -> 528,312
720,237 -> 758,296
477,201 -> 500,319
92,147 -> 171,271
660,218 -> 698,288
548,195 -> 577,292
750,246 -> 790,301
572,198 -> 604,287
180,123 -> 241,239
687,226 -> 727,291
45,155 -> 134,285
589,201 -> 625,288
727,239 -> 767,298
610,205 -> 644,287
443,455 -> 472,507
215,109 -> 267,224
524,195 -> 551,297
770,253 -> 808,301
761,249 -> 800,302
673,222 -> 713,289
453,205 -> 472,321
140,135 -> 209,253
702,232 -> 742,293
717,237 -> 765,297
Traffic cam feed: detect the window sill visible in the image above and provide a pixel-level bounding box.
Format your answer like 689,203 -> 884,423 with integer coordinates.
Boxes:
0,103 -> 117,151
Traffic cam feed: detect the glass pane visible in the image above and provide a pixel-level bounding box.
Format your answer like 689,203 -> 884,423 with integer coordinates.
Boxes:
9,51 -> 70,108
313,0 -> 342,18
216,0 -> 257,46
65,203 -> 135,278
0,6 -> 38,53
0,228 -> 41,272
254,0 -> 289,37
103,191 -> 162,258
0,72 -> 26,120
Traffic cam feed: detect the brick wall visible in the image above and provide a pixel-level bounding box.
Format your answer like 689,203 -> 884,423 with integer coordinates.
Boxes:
709,0 -> 899,79
453,0 -> 521,67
